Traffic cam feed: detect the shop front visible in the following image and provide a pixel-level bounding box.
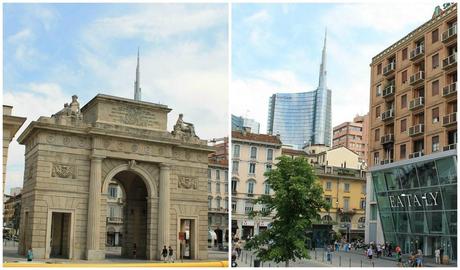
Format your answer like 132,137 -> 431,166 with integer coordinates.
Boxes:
371,151 -> 457,261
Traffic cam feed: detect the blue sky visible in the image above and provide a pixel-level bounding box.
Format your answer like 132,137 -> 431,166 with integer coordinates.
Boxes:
3,3 -> 228,193
231,2 -> 443,132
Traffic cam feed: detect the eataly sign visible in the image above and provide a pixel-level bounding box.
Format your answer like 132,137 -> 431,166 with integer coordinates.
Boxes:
388,192 -> 440,208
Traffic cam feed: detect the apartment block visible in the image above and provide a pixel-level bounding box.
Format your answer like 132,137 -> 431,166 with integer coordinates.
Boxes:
333,114 -> 369,163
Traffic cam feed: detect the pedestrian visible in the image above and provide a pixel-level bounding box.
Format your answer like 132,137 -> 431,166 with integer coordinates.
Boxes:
27,247 -> 33,262
162,245 -> 168,262
440,247 -> 444,264
367,246 -> 373,260
396,250 -> 402,267
132,243 -> 137,259
235,241 -> 241,258
435,247 -> 441,264
168,246 -> 174,263
416,249 -> 423,267
326,245 -> 332,262
377,244 -> 382,258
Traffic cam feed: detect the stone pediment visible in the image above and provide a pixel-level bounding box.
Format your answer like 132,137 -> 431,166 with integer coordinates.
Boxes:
81,94 -> 171,131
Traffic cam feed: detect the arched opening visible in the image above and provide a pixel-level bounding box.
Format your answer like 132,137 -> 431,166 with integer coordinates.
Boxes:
105,170 -> 149,260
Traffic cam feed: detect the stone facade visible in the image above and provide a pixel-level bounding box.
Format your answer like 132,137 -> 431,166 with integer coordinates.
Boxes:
16,94 -> 214,260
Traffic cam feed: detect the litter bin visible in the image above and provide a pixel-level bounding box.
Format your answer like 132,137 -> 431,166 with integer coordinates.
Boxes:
442,255 -> 449,265
254,259 -> 261,267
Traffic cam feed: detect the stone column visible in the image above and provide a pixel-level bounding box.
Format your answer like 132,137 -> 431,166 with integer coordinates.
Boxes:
158,164 -> 171,259
86,156 -> 104,260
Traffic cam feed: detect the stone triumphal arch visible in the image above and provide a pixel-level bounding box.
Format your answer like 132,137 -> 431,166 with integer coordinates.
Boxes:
17,94 -> 213,260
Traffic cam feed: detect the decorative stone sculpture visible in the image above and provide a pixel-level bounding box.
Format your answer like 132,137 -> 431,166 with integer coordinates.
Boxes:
178,176 -> 197,189
50,95 -> 84,126
172,114 -> 199,139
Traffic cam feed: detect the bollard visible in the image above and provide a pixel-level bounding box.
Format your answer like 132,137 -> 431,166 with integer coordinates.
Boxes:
251,255 -> 253,265
269,263 -> 271,267
360,260 -> 362,267
339,256 -> 342,267
322,251 -> 325,262
245,253 -> 248,264
261,261 -> 263,267
349,257 -> 351,267
372,261 -> 374,268
250,259 -> 252,267
315,250 -> 317,260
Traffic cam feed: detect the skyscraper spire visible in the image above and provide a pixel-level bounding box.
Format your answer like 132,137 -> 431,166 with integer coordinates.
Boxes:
318,28 -> 327,90
134,47 -> 141,101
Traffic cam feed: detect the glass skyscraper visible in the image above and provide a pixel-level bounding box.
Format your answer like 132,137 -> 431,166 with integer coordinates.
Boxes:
267,31 -> 332,149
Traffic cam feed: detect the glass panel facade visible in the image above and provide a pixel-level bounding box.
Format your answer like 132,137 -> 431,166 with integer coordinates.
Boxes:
371,155 -> 457,260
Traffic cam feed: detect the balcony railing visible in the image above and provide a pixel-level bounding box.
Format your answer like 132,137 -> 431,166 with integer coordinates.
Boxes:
409,46 -> 424,61
408,124 -> 424,136
443,143 -> 457,151
380,159 -> 393,165
442,54 -> 457,70
382,84 -> 395,98
442,24 -> 457,43
409,71 -> 424,85
209,207 -> 228,213
380,134 -> 394,145
409,97 -> 424,110
443,112 -> 457,127
381,109 -> 394,121
409,150 -> 424,159
443,82 -> 457,97
383,62 -> 396,76
106,217 -> 123,224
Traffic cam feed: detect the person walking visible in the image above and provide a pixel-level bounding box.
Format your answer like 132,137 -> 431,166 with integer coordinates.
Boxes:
168,246 -> 174,263
396,250 -> 402,267
162,245 -> 168,262
435,247 -> 441,264
367,246 -> 373,260
26,247 -> 33,262
235,241 -> 242,258
440,247 -> 444,264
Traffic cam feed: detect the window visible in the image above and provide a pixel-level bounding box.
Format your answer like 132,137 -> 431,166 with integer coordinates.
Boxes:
216,197 -> 221,208
216,182 -> 221,193
249,163 -> 256,174
109,186 -> 117,198
216,170 -> 220,180
374,128 -> 380,141
344,183 -> 350,192
109,206 -> 115,217
370,205 -> 377,220
432,80 -> 439,96
232,161 -> 239,173
375,106 -> 380,119
264,182 -> 270,195
400,144 -> 406,159
432,107 -> 439,123
401,94 -> 407,109
265,164 -> 272,172
360,199 -> 366,209
377,63 -> 382,75
400,119 -> 407,133
432,136 -> 440,152
225,183 -> 228,193
267,149 -> 273,161
326,181 -> 332,190
208,169 -> 211,179
233,145 -> 240,158
225,171 -> 228,181
325,196 -> 332,205
358,217 -> 366,223
432,28 -> 439,43
402,47 -> 408,60
376,84 -> 382,96
245,201 -> 253,214
343,198 -> 350,210
373,152 -> 380,165
402,70 -> 407,84
224,198 -> 228,209
432,54 -> 439,69
231,178 -> 238,193
232,201 -> 237,211
208,181 -> 211,192
247,180 -> 255,196
208,196 -> 212,208
250,146 -> 257,159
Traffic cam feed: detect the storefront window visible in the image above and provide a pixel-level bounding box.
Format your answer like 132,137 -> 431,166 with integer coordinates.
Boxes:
437,157 -> 457,185
417,161 -> 438,187
385,171 -> 400,190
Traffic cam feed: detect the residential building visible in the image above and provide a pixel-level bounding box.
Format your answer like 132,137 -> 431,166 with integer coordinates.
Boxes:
10,187 -> 22,196
3,105 -> 26,192
267,31 -> 332,149
3,193 -> 21,235
333,114 -> 369,163
208,137 -> 229,249
106,180 -> 124,247
366,3 -> 457,261
231,130 -> 282,240
282,148 -> 367,244
231,115 -> 261,134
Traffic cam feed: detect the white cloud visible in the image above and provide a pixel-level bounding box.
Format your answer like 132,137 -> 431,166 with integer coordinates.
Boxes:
244,10 -> 271,24
7,28 -> 33,44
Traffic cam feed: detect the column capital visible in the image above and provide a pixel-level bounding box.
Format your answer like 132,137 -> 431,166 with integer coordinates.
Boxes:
160,163 -> 172,170
90,155 -> 105,161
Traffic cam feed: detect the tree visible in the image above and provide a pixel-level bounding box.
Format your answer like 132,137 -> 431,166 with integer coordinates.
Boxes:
245,156 -> 330,267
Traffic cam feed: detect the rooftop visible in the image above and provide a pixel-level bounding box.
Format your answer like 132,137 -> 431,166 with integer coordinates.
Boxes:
232,131 -> 282,145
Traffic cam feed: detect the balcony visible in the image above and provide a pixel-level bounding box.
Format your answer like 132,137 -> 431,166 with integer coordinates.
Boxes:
409,71 -> 424,85
443,82 -> 457,97
382,84 -> 395,98
409,150 -> 424,159
106,216 -> 123,224
409,97 -> 424,110
443,112 -> 457,127
338,208 -> 356,215
409,46 -> 424,61
408,124 -> 424,137
209,207 -> 228,213
381,109 -> 394,121
383,62 -> 396,76
380,159 -> 393,165
442,24 -> 457,43
442,54 -> 457,70
380,134 -> 394,145
443,143 -> 457,151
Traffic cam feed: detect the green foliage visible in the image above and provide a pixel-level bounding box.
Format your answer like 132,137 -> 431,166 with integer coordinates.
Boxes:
245,156 -> 330,264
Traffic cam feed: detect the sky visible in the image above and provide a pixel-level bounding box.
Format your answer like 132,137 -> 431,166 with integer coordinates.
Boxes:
231,2 -> 443,133
3,3 -> 228,194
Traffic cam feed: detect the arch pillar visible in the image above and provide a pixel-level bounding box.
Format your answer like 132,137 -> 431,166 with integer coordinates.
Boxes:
86,155 -> 105,260
157,163 -> 171,259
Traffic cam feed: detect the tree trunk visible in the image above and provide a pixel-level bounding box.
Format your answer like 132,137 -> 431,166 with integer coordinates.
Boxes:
285,260 -> 289,267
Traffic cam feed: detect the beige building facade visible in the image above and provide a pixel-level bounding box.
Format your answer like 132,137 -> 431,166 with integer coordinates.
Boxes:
3,105 -> 26,192
333,114 -> 369,164
17,94 -> 213,260
231,131 -> 282,240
